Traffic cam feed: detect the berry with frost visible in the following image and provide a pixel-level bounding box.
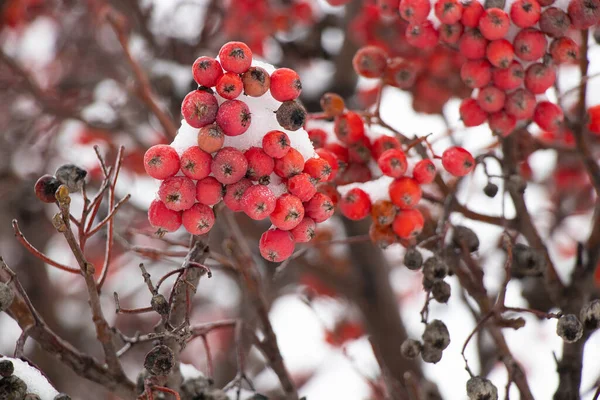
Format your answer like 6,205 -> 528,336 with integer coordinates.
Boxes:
422,319 -> 450,350
196,177 -> 223,206
180,147 -> 212,180
550,37 -> 579,64
459,29 -> 488,60
144,145 -> 180,180
557,314 -> 583,342
216,99 -> 251,136
218,41 -> 252,73
467,376 -> 498,400
405,21 -> 440,48
304,192 -> 335,223
339,188 -> 372,221
432,279 -> 451,303
211,147 -> 248,184
378,148 -> 408,178
259,229 -> 295,262
399,0 -> 431,23
182,203 -> 215,235
352,46 -> 388,78
215,72 -> 243,100
421,342 -> 443,363
223,179 -> 252,212
244,147 -> 274,183
401,339 -> 422,359
287,173 -> 317,202
492,60 -> 525,90
525,63 -> 556,94
262,130 -> 291,159
435,0 -> 463,24
442,146 -> 475,177
241,185 -> 276,220
274,148 -> 305,178
477,86 -> 505,113
567,0 -> 600,29
460,98 -> 488,127
413,159 -> 436,184
540,7 -> 571,37
0,360 -> 14,377
0,375 -> 27,400
270,68 -> 302,102
242,66 -> 271,97
291,217 -> 316,243
505,88 -> 536,120
270,194 -> 305,230
461,0 -> 484,27
334,111 -> 365,144
423,256 -> 449,281
533,101 -> 564,132
316,148 -> 340,179
513,28 -> 547,61
460,59 -> 492,89
192,56 -> 223,87
158,176 -> 196,211
510,0 -> 541,28
489,111 -> 516,137
148,199 -> 182,232
197,124 -> 225,154
304,157 -> 333,182
181,90 -> 219,129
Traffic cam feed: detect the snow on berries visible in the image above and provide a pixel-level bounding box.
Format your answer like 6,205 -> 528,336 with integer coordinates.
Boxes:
144,41 -> 335,262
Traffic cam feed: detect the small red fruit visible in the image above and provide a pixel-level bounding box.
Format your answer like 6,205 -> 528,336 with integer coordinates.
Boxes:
533,101 -> 564,132
525,63 -> 556,94
144,145 -> 180,180
274,148 -> 305,178
513,28 -> 547,62
441,147 -> 475,177
182,203 -> 215,235
439,23 -> 464,44
242,66 -> 271,97
215,72 -> 243,100
492,60 -> 524,90
505,88 -> 536,120
339,188 -> 372,221
270,194 -> 305,230
276,100 -> 306,131
304,192 -> 335,223
458,29 -> 489,60
461,0 -> 484,27
460,98 -> 488,127
372,135 -> 401,160
262,130 -> 291,159
196,176 -> 223,206
334,112 -> 365,144
270,68 -> 302,102
352,46 -> 388,78
308,129 -> 328,149
241,184 -> 276,220
290,217 -> 316,243
392,209 -> 425,239
304,157 -> 333,182
218,41 -> 253,74
385,58 -> 418,89
550,37 -> 579,64
181,90 -> 218,129
488,111 -> 516,136
460,59 -> 492,88
158,176 -> 196,211
510,0 -> 541,28
211,147 -> 249,184
223,178 -> 252,211
378,148 -> 408,178
259,229 -> 295,262
148,199 -> 182,232
197,124 -> 225,153
389,177 -> 422,209
540,8 -> 571,38
435,0 -> 463,24
216,99 -> 251,136
405,21 -> 440,49
287,173 -> 317,202
479,8 -> 510,41
399,0 -> 431,23
413,159 -> 437,184
180,146 -> 212,180
192,57 -> 223,88
487,39 -> 514,69
477,86 -> 506,113
567,0 -> 600,29
371,200 -> 398,226
316,148 -> 340,180
244,147 -> 275,183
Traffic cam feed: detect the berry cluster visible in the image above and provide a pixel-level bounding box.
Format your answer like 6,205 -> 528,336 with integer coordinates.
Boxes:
145,42 -> 335,262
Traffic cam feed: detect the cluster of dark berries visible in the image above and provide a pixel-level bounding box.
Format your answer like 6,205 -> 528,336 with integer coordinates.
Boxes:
556,299 -> 600,343
145,42 -> 336,262
0,359 -> 70,400
401,319 -> 451,364
34,164 -> 87,203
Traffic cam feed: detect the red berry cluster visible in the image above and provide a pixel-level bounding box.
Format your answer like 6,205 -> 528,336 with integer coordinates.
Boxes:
145,42 -> 336,263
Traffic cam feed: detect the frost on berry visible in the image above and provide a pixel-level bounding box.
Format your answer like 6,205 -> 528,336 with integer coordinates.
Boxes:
525,63 -> 556,94
181,90 -> 219,129
339,188 -> 372,221
241,184 -> 276,220
304,157 -> 332,182
242,66 -> 271,97
290,217 -> 316,243
192,56 -> 223,87
422,319 -> 450,350
262,130 -> 291,159
316,148 -> 340,180
259,229 -> 295,262
466,376 -> 498,400
442,146 -> 475,177
148,199 -> 182,232
276,100 -> 307,131
218,41 -> 253,73
304,192 -> 335,223
372,135 -> 401,159
215,72 -> 243,100
223,178 -> 252,212
270,68 -> 302,102
389,177 -> 422,209
182,203 -> 215,235
144,145 -> 180,180
540,7 -> 571,37
180,146 -> 212,180
216,99 -> 251,136
274,148 -> 305,178
287,173 -> 317,202
401,339 -> 422,359
550,37 -> 579,64
505,88 -> 536,120
568,0 -> 600,29
270,194 -> 305,230
211,147 -> 248,184
371,199 -> 397,226
513,28 -> 547,62
158,176 -> 196,211
244,147 -> 274,183
196,176 -> 223,206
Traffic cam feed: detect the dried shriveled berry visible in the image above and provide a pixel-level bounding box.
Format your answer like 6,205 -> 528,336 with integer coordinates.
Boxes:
0,375 -> 28,400
556,314 -> 583,343
276,100 -> 307,131
0,282 -> 15,312
55,164 -> 87,193
580,300 -> 600,330
432,279 -> 451,303
0,359 -> 14,377
452,226 -> 480,252
401,339 -> 422,359
404,248 -> 423,270
423,257 -> 449,281
467,376 -> 498,400
144,345 -> 174,376
422,319 -> 450,350
421,342 -> 443,364
320,92 -> 345,117
512,243 -> 546,277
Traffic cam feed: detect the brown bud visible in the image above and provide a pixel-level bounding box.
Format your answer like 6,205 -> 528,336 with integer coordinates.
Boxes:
0,282 -> 15,312
151,294 -> 170,315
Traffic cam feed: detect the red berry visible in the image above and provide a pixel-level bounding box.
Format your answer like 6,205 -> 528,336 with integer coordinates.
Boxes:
413,159 -> 436,184
223,178 -> 252,211
308,128 -> 328,149
588,105 -> 600,133
505,88 -> 536,120
192,57 -> 223,88
320,92 -> 346,117
304,192 -> 335,223
392,209 -> 424,239
270,68 -> 302,102
218,41 -> 252,74
148,199 -> 182,232
370,223 -> 398,248
215,72 -> 243,100
216,99 -> 251,136
492,60 -> 524,90
326,143 -> 350,166
405,21 -> 439,48
371,200 -> 398,226
181,90 -> 218,129
550,37 -> 579,64
211,147 -> 248,184
262,130 -> 291,159
513,28 -> 547,62
489,111 -> 516,136
339,188 -> 372,221
334,112 -> 365,144
270,194 -> 305,230
510,0 -> 541,28
316,148 -> 340,180
348,137 -> 373,164
460,98 -> 488,127
35,174 -> 62,203
241,184 -> 276,220
318,183 -> 340,206
288,173 -> 317,202
435,0 -> 463,24
259,229 -> 295,262
461,0 -> 484,27
244,147 -> 275,183
540,8 -> 571,38
567,0 -> 600,29
196,176 -> 223,206
533,101 -> 564,132
304,157 -> 333,182
384,58 -> 418,89
182,203 -> 215,235
441,147 -> 475,177
290,217 -> 316,243
479,8 -> 510,41
197,124 -> 225,154
378,0 -> 401,15
460,59 -> 492,88
378,148 -> 408,178
353,46 -> 388,78
274,148 -> 305,178
389,177 -> 422,209
242,66 -> 271,97
180,147 -> 212,180
459,29 -> 489,60
487,39 -> 514,69
372,135 -> 401,160
439,23 -> 464,44
158,176 -> 196,211
144,145 -> 180,180
477,86 -> 506,113
525,63 -> 556,94
399,0 -> 431,23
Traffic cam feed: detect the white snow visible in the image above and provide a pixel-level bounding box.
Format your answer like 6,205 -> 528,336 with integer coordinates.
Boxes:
0,357 -> 59,399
